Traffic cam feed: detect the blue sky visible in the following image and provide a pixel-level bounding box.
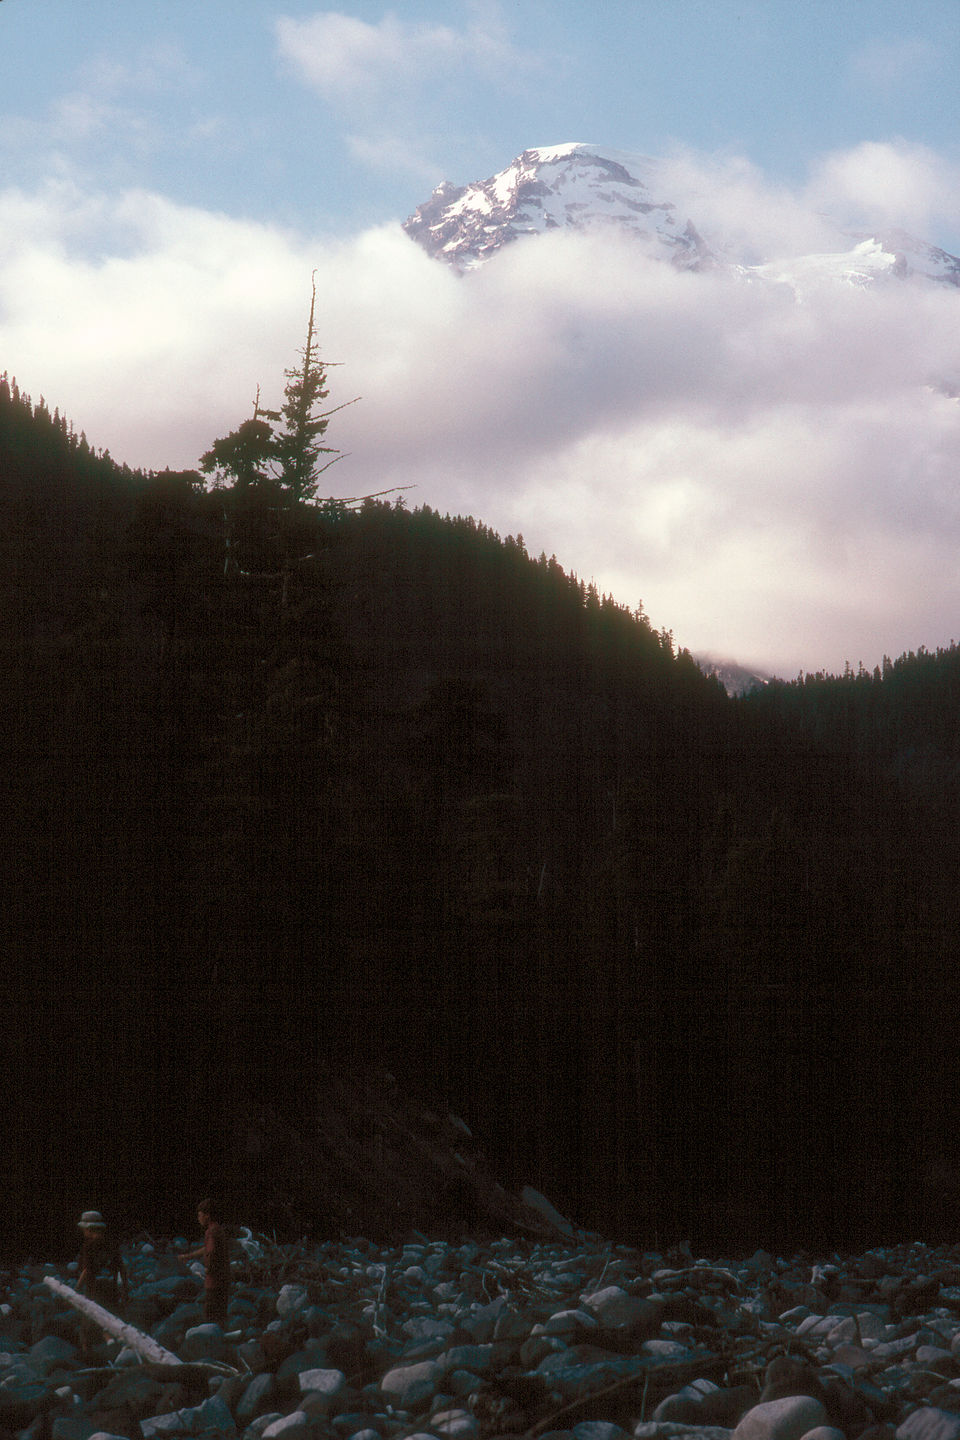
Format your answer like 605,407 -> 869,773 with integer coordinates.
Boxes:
6,0 -> 960,245
3,0 -> 960,674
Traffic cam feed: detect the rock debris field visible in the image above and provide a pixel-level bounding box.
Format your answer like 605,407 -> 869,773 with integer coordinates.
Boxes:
6,1232 -> 960,1440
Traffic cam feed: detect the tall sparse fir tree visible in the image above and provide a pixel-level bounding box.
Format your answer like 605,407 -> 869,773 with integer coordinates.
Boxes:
199,275 -> 357,508
274,272 -> 354,504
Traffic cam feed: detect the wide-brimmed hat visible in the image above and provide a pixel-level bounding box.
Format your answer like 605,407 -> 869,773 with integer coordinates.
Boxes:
77,1210 -> 106,1229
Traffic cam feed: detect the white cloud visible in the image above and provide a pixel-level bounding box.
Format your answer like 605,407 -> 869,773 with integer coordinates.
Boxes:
325,226 -> 960,673
276,5 -> 527,99
655,149 -> 839,264
806,139 -> 960,245
656,141 -> 960,269
3,169 -> 960,677
276,12 -> 458,98
274,5 -> 535,179
0,40 -> 223,206
273,11 -> 420,97
0,181 -> 319,460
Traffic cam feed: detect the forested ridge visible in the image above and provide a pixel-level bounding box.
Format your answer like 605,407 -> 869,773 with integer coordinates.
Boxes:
2,373 -> 959,1262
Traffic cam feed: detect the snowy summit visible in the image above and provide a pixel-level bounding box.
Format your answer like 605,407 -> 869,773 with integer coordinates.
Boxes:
403,142 -> 960,291
403,143 -> 711,272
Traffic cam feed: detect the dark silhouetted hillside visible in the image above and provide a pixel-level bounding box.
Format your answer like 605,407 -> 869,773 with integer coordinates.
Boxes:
3,377 -> 959,1260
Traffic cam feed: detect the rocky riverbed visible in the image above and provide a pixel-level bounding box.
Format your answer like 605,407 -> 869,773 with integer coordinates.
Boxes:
4,1232 -> 960,1440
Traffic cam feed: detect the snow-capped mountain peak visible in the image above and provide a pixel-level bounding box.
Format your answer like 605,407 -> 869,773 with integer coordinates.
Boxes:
403,143 -> 960,291
403,142 -> 712,274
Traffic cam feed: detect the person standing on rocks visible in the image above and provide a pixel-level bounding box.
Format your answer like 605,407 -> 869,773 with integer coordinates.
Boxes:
76,1209 -> 128,1351
181,1198 -> 230,1329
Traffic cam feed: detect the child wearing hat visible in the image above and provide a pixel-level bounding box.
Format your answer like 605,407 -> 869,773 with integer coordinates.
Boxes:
77,1210 -> 128,1349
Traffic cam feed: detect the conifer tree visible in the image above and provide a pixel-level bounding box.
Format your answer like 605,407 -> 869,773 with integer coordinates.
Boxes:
198,414 -> 275,492
273,272 -> 355,504
197,277 -> 410,562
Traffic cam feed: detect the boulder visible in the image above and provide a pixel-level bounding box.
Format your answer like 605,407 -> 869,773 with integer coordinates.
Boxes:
261,1414 -> 313,1440
83,1369 -> 179,1422
761,1359 -> 830,1408
182,1325 -> 229,1362
442,1344 -> 503,1377
380,1360 -> 443,1411
581,1287 -> 657,1334
732,1396 -> 830,1440
571,1425 -> 631,1440
141,1393 -> 237,1439
276,1288 -> 309,1321
897,1410 -> 960,1440
634,1428 -> 734,1440
134,1279 -> 197,1306
430,1408 -> 479,1439
153,1303 -> 203,1350
402,1318 -> 454,1343
533,1348 -> 647,1400
243,1413 -> 285,1438
544,1310 -> 599,1339
0,1362 -> 50,1430
236,1340 -> 269,1373
641,1339 -> 694,1361
28,1337 -> 79,1374
297,1370 -> 347,1401
236,1376 -> 279,1426
274,1345 -> 335,1400
51,1420 -> 95,1440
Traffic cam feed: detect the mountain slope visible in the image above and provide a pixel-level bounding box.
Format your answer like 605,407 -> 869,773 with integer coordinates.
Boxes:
403,142 -> 960,289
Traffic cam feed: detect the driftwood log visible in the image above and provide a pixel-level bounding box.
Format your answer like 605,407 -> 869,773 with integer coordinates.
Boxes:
44,1277 -> 242,1378
43,1276 -> 184,1364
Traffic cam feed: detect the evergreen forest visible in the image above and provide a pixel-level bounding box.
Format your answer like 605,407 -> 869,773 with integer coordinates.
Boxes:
3,370 -> 959,1262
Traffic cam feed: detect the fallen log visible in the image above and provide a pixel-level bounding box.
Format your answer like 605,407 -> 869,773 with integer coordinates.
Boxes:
44,1277 -> 242,1376
43,1276 -> 183,1365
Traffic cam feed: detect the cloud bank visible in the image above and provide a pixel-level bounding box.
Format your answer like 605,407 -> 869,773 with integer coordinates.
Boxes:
3,152 -> 960,678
